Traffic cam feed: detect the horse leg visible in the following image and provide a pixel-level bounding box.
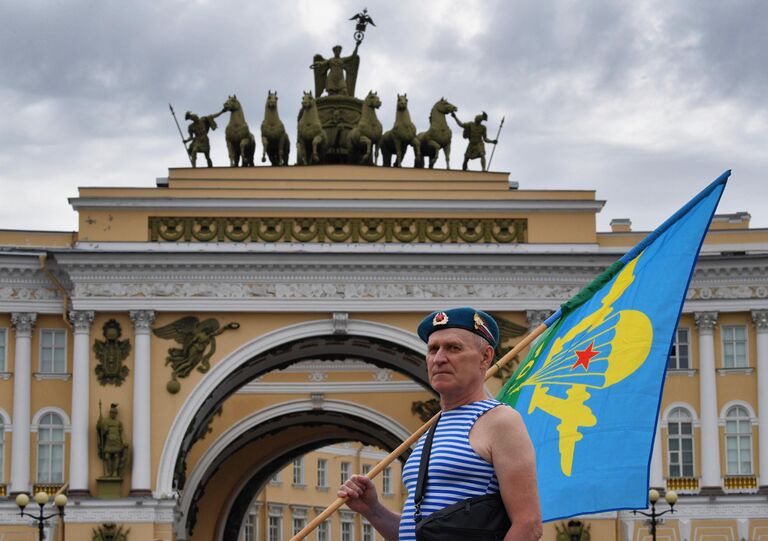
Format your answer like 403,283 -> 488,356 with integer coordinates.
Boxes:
427,140 -> 440,169
374,142 -> 380,166
410,138 -> 421,162
444,142 -> 451,170
312,135 -> 323,163
394,139 -> 403,167
261,136 -> 268,164
360,136 -> 372,164
227,140 -> 236,167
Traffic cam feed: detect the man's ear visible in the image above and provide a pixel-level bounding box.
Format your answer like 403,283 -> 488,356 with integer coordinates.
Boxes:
481,345 -> 495,370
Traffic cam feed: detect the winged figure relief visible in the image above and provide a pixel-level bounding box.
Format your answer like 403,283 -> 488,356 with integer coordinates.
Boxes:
153,316 -> 240,390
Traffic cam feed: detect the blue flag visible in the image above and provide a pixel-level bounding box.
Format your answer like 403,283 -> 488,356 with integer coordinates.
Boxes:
497,171 -> 729,521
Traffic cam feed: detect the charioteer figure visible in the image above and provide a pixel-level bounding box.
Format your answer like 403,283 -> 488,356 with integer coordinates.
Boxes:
184,110 -> 224,168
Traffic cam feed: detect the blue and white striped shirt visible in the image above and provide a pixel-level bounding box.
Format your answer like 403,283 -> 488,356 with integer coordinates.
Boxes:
398,399 -> 504,540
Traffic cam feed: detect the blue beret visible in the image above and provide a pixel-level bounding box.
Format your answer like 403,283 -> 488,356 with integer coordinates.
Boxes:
417,307 -> 499,347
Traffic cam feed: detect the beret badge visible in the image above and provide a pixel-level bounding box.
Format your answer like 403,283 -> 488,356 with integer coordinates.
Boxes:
473,313 -> 494,343
433,311 -> 449,326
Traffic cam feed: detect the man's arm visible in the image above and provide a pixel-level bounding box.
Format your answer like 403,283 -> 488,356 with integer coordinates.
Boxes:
337,475 -> 400,541
473,406 -> 543,541
450,112 -> 466,128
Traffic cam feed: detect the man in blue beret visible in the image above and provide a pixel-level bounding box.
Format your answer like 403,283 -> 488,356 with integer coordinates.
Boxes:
339,307 -> 543,540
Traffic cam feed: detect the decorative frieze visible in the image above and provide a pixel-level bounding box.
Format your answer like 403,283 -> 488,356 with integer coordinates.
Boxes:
148,216 -> 528,244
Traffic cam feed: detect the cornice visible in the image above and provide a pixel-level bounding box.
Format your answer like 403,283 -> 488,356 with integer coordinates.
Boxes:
0,499 -> 176,524
69,196 -> 606,213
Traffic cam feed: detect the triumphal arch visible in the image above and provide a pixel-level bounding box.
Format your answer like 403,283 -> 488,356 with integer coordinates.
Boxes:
2,14 -> 768,541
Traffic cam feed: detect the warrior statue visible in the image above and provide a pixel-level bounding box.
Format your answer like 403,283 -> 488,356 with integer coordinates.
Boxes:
451,111 -> 498,171
184,110 -> 224,168
310,43 -> 361,97
97,402 -> 129,479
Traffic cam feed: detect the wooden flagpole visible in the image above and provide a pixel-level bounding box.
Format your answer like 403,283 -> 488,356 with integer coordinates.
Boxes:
289,321 -> 550,541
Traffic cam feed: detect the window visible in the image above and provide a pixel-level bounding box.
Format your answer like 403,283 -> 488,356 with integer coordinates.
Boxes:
316,520 -> 330,541
268,508 -> 283,541
40,329 -> 67,373
667,407 -> 694,478
361,464 -> 372,476
292,507 -> 307,536
667,328 -> 690,369
382,466 -> 392,494
269,470 -> 280,484
725,406 -> 753,475
722,325 -> 748,368
243,512 -> 257,541
36,412 -> 65,483
317,458 -> 327,487
293,457 -> 305,485
0,328 -> 7,372
340,461 -> 351,485
341,520 -> 354,541
363,523 -> 374,541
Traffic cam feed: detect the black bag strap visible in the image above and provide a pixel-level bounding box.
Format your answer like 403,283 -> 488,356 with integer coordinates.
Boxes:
414,413 -> 440,523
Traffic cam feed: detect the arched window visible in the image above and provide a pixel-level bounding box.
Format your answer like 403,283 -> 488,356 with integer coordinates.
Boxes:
725,406 -> 753,475
667,407 -> 694,478
36,412 -> 65,484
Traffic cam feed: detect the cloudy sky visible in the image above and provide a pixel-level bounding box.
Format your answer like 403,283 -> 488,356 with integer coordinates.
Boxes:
0,0 -> 765,233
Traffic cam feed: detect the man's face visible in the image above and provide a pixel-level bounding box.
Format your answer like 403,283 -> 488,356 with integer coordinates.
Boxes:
426,328 -> 492,396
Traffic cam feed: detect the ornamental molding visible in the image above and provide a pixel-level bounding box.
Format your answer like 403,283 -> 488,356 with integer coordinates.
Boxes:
149,216 -> 528,244
0,500 -> 176,524
618,498 -> 768,519
694,311 -> 718,331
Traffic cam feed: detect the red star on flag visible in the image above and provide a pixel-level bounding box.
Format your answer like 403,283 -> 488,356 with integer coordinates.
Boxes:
572,341 -> 600,371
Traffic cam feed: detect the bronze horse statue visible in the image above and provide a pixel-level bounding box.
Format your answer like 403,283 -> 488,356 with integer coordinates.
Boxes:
381,93 -> 420,167
296,91 -> 327,165
223,95 -> 256,167
260,91 -> 290,166
414,97 -> 457,169
347,90 -> 382,165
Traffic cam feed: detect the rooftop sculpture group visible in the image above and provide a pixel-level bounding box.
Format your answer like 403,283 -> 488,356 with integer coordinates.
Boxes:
171,9 -> 502,171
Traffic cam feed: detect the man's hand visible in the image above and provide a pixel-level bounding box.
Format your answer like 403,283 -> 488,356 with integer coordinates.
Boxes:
337,475 -> 401,541
338,474 -> 379,515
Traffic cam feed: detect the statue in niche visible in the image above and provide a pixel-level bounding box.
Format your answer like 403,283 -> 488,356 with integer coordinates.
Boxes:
310,43 -> 361,97
97,402 -> 130,479
153,316 -> 240,393
184,110 -> 224,168
451,111 -> 498,171
93,319 -> 131,386
556,520 -> 591,541
92,522 -> 130,541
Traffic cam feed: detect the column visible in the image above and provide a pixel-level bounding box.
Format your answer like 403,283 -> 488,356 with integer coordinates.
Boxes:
10,312 -> 37,494
130,310 -> 155,495
752,310 -> 768,487
694,311 -> 721,488
649,414 -> 664,488
68,310 -> 94,495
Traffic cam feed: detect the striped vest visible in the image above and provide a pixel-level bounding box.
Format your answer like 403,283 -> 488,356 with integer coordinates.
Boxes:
398,399 -> 503,540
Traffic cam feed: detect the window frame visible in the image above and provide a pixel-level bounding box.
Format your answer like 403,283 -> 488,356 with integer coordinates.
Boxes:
667,327 -> 690,370
38,328 -> 68,374
292,456 -> 305,486
724,405 -> 753,475
382,466 -> 392,495
721,325 -> 748,368
36,412 -> 66,484
340,461 -> 351,486
316,520 -> 330,541
316,458 -> 328,488
0,418 -> 4,485
666,407 -> 695,479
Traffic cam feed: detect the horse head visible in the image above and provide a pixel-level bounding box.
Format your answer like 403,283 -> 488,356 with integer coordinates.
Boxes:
396,93 -> 408,110
365,90 -> 382,109
223,94 -> 241,112
266,91 -> 278,110
435,97 -> 457,115
301,91 -> 315,110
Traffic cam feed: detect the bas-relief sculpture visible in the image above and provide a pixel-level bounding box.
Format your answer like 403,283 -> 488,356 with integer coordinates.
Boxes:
152,316 -> 240,393
93,319 -> 131,386
92,522 -> 130,541
97,402 -> 130,479
555,520 -> 591,541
